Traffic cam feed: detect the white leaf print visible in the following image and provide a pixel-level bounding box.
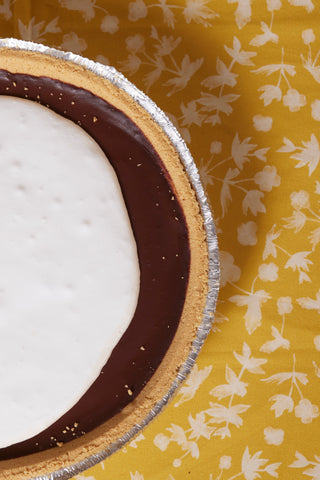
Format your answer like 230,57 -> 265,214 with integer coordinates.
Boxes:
228,0 -> 252,29
199,93 -> 240,114
242,190 -> 266,216
164,55 -> 203,95
225,37 -> 257,65
183,0 -> 219,26
220,168 -> 240,217
59,0 -> 96,21
241,447 -> 268,480
283,210 -> 306,232
157,0 -> 175,28
277,137 -> 296,152
264,371 -> 308,385
287,0 -> 314,12
260,326 -> 290,353
231,134 -> 257,170
254,148 -> 269,161
258,85 -> 282,106
309,227 -> 320,250
285,251 -> 312,273
219,251 -> 241,287
297,289 -> 320,312
188,412 -> 214,440
250,22 -> 279,47
263,225 -> 280,260
18,17 -> 61,42
207,403 -> 250,427
180,101 -> 207,127
290,134 -> 320,175
269,394 -> 294,417
60,32 -> 87,54
253,63 -> 296,76
129,433 -> 145,448
265,463 -> 282,477
130,472 -> 144,480
174,364 -> 212,406
210,365 -> 248,399
234,342 -> 267,373
0,0 -> 13,20
289,451 -> 309,468
229,291 -> 270,334
313,361 -> 320,378
202,58 -> 238,89
167,424 -> 187,445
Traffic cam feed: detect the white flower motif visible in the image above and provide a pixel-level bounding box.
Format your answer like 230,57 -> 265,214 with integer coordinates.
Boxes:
302,28 -> 315,45
267,0 -> 282,10
311,99 -> 320,121
153,433 -> 170,451
290,190 -> 310,209
314,335 -> 320,351
155,35 -> 181,56
269,394 -> 294,417
183,0 -> 219,26
254,166 -> 280,192
237,221 -> 258,246
219,455 -> 232,470
60,32 -> 87,54
210,141 -> 222,154
289,451 -> 309,469
277,297 -> 293,315
101,14 -> 119,34
243,190 -> 266,216
253,115 -> 273,132
258,263 -> 278,282
258,85 -> 282,106
128,0 -> 147,21
126,34 -> 145,53
283,88 -> 306,112
264,426 -> 284,445
287,0 -> 313,12
219,251 -> 241,287
294,398 -> 319,423
260,326 -> 290,353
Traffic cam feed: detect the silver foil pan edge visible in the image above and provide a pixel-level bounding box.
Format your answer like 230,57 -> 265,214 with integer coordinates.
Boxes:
0,38 -> 220,480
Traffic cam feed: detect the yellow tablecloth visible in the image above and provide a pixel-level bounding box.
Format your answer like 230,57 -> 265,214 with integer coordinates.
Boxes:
1,1 -> 320,478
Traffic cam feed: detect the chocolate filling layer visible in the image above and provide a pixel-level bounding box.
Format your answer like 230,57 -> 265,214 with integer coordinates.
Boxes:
0,70 -> 190,460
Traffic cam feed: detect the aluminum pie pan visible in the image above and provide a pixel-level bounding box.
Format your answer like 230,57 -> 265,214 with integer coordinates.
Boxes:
0,38 -> 220,480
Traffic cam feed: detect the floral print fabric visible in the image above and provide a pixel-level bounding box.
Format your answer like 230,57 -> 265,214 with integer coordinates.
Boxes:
1,0 -> 320,478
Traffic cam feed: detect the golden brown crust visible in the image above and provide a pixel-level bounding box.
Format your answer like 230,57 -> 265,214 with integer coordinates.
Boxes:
0,48 -> 209,479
